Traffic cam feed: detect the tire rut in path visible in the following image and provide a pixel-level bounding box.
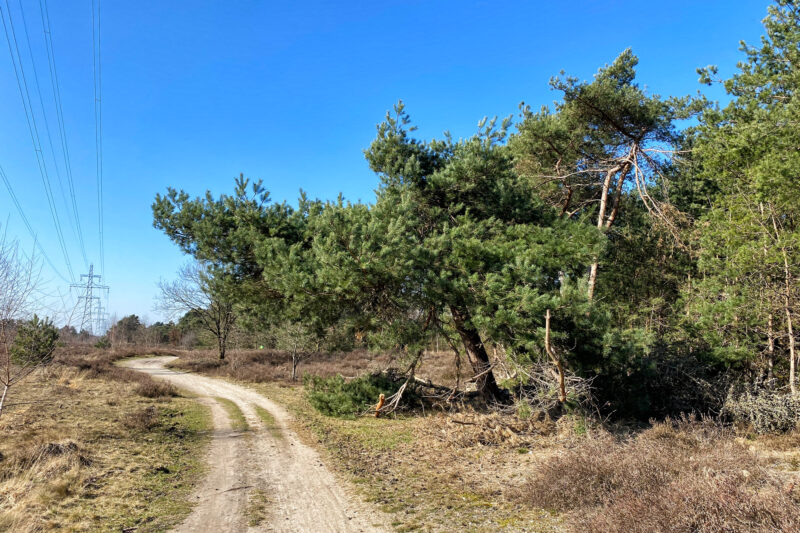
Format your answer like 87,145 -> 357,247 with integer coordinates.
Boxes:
121,356 -> 389,533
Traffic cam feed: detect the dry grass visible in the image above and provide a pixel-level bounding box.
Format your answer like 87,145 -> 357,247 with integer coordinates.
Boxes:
146,345 -> 800,532
123,406 -> 160,431
0,364 -> 211,532
521,418 -> 800,532
55,345 -> 181,399
249,382 -> 562,532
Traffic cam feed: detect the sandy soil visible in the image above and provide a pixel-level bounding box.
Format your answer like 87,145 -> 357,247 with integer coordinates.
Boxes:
121,357 -> 389,533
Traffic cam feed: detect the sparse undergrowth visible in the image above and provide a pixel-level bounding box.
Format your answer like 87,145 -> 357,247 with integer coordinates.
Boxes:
249,381 -> 560,532
253,404 -> 282,439
167,348 -> 462,389
0,364 -> 211,532
160,349 -> 800,532
245,488 -> 271,527
522,418 -> 800,532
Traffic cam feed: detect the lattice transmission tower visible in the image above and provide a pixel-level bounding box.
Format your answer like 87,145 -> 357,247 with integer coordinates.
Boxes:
70,264 -> 109,335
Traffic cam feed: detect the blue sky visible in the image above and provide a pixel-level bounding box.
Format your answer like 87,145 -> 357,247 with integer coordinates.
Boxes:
0,1 -> 769,327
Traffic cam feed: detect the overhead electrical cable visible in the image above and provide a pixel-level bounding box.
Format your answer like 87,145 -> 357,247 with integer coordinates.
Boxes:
0,164 -> 70,283
91,0 -> 104,279
36,0 -> 89,269
0,1 -> 75,282
16,0 -> 87,269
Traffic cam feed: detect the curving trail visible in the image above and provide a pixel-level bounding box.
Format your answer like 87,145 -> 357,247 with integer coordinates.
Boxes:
121,357 -> 388,533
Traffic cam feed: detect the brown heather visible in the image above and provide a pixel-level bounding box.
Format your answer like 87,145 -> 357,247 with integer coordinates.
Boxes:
522,418 -> 800,532
56,346 -> 180,398
170,348 -> 460,386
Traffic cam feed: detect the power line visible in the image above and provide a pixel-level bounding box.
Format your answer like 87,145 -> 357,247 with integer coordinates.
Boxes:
0,0 -> 75,282
0,164 -> 70,283
91,0 -> 104,279
37,0 -> 88,269
16,0 -> 87,269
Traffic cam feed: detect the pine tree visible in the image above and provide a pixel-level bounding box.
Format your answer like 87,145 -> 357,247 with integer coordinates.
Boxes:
688,0 -> 800,393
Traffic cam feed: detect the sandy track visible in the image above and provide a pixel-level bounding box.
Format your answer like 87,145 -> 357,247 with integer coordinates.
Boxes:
121,357 -> 388,533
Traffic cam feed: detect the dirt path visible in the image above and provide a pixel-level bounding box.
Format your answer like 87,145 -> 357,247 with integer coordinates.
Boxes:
121,357 -> 389,533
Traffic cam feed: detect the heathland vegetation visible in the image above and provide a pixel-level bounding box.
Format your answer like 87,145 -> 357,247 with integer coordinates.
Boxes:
4,1 -> 800,531
152,2 -> 800,529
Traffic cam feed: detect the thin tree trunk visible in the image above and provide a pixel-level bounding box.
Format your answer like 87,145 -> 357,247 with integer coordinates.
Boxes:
545,309 -> 567,403
292,350 -> 298,381
0,383 -> 8,419
768,312 -> 775,384
587,165 -> 620,301
782,254 -> 796,395
560,186 -> 573,217
587,263 -> 600,301
771,211 -> 796,394
605,162 -> 631,229
761,205 -> 775,384
449,305 -> 506,403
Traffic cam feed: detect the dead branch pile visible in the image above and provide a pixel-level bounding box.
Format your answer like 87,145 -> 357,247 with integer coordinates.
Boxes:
429,411 -> 557,448
513,361 -> 595,413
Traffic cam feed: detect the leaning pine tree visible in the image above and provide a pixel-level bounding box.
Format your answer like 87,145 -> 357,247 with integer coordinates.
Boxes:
153,107 -> 601,404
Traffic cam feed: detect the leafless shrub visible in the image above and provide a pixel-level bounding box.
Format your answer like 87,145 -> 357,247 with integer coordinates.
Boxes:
514,361 -> 595,414
57,349 -> 178,399
0,231 -> 45,417
722,385 -> 800,434
170,348 -> 396,384
521,418 -> 800,532
134,381 -> 177,399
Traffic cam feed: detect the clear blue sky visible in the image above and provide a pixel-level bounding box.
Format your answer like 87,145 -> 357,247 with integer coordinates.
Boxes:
0,0 -> 769,327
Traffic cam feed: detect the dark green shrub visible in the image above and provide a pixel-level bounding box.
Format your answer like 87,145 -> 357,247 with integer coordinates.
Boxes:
304,373 -> 404,418
10,314 -> 59,366
94,336 -> 111,349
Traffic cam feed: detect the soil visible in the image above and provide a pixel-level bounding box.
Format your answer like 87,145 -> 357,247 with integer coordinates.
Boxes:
121,356 -> 389,533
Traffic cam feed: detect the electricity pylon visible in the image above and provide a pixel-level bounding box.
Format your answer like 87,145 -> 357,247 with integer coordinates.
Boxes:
70,264 -> 109,335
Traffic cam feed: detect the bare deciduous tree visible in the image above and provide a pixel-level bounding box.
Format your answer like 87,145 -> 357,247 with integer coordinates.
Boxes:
157,262 -> 236,360
271,321 -> 316,381
0,233 -> 42,418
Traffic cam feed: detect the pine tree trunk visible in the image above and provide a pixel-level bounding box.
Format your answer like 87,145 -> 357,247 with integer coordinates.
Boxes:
767,313 -> 776,384
587,263 -> 600,301
771,211 -> 796,395
587,163 -> 629,301
449,305 -> 506,403
782,253 -> 796,395
218,336 -> 226,360
587,166 -> 618,301
545,309 -> 567,403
